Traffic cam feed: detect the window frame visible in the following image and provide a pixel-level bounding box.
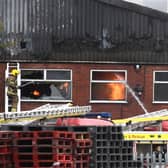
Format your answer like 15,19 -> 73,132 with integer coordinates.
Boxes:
153,70 -> 168,103
90,69 -> 127,103
20,68 -> 72,102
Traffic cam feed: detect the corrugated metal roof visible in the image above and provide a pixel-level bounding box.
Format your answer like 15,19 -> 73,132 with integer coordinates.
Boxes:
0,0 -> 168,64
98,0 -> 168,20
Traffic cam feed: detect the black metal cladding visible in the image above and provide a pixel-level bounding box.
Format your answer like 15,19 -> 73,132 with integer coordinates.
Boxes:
0,0 -> 168,63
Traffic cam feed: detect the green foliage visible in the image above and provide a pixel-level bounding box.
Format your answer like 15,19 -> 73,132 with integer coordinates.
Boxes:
0,41 -> 16,49
0,20 -> 4,32
0,21 -> 16,49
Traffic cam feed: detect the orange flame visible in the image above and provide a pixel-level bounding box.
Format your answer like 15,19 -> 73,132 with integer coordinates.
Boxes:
108,83 -> 125,100
108,74 -> 125,100
33,90 -> 40,96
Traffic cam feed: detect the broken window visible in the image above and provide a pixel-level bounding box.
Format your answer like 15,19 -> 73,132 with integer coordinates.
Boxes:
154,71 -> 168,102
90,70 -> 127,103
20,69 -> 72,102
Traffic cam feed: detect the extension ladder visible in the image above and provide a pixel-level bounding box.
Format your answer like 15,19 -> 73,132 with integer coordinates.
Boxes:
0,103 -> 91,121
113,109 -> 168,131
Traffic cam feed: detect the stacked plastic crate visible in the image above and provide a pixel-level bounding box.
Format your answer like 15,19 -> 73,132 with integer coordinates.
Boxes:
0,125 -> 141,168
74,132 -> 92,168
90,126 -> 141,168
12,130 -> 93,168
109,126 -> 135,168
0,131 -> 13,168
92,126 -> 110,168
13,131 -> 36,167
36,131 -> 57,167
53,131 -> 75,168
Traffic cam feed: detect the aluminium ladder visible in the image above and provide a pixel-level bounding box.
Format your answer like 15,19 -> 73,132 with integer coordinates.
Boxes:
0,104 -> 92,125
113,108 -> 168,131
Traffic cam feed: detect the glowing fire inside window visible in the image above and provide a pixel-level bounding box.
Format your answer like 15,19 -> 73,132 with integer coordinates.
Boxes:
32,90 -> 40,96
91,71 -> 126,101
108,83 -> 125,100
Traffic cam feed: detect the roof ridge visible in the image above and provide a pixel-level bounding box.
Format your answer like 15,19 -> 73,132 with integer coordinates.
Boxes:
97,0 -> 168,20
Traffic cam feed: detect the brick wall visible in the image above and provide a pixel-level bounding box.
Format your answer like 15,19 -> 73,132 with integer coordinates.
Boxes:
1,63 -> 168,119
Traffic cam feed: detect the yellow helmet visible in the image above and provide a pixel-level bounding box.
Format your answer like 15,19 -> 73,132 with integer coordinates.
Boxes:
11,69 -> 20,76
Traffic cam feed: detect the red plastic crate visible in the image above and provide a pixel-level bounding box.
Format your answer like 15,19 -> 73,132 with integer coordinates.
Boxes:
55,161 -> 74,168
53,139 -> 74,147
13,146 -> 34,153
53,131 -> 75,139
74,148 -> 90,155
75,155 -> 90,161
75,139 -> 92,148
0,131 -> 13,139
37,153 -> 54,161
74,162 -> 89,168
36,160 -> 56,168
53,146 -> 73,154
13,152 -> 38,165
13,139 -> 34,146
35,131 -> 54,138
0,130 -> 94,168
0,145 -> 11,153
43,161 -> 73,168
74,133 -> 90,140
54,154 -> 73,161
14,161 -> 34,168
0,154 -> 13,167
14,131 -> 35,139
0,162 -> 13,168
0,139 -> 12,144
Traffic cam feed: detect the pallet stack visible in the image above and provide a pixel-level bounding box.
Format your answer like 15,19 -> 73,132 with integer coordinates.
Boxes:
0,126 -> 141,168
11,130 -> 93,168
53,131 -> 74,168
90,126 -> 141,168
74,132 -> 92,168
0,131 -> 13,168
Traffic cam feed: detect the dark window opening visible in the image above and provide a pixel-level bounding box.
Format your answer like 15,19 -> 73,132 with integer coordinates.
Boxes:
21,69 -> 72,101
154,83 -> 168,101
155,72 -> 168,81
154,71 -> 168,102
20,40 -> 27,49
21,70 -> 44,80
46,71 -> 70,80
21,82 -> 71,101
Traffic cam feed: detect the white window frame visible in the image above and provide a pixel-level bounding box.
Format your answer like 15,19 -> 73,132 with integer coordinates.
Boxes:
153,70 -> 168,103
90,69 -> 127,103
20,69 -> 72,102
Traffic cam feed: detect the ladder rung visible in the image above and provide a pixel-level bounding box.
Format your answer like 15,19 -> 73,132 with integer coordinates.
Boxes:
2,104 -> 92,120
8,65 -> 18,67
7,63 -> 19,67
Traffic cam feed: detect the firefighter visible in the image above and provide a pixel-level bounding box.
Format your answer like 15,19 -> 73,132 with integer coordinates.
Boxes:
6,69 -> 20,112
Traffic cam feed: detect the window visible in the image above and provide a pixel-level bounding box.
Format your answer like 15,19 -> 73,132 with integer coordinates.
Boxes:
153,71 -> 168,102
90,70 -> 127,103
20,69 -> 72,102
